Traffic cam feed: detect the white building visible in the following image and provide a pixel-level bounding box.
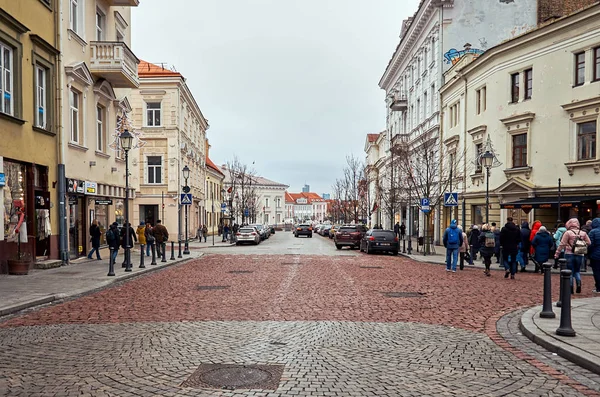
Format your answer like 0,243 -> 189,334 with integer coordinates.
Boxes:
285,192 -> 327,223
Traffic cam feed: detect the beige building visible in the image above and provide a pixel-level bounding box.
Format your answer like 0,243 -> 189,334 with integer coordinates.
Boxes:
204,154 -> 225,237
439,3 -> 600,236
130,61 -> 208,242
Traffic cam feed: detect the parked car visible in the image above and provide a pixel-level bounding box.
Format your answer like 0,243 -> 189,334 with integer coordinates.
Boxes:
320,225 -> 332,236
249,224 -> 268,240
236,227 -> 261,245
294,224 -> 313,238
334,224 -> 367,249
268,225 -> 276,234
360,229 -> 399,255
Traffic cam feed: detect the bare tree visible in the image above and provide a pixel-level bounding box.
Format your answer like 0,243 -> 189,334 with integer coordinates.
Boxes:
343,155 -> 364,224
226,157 -> 258,225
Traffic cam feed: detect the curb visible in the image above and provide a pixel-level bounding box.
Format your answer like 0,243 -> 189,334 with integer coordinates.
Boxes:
519,306 -> 600,376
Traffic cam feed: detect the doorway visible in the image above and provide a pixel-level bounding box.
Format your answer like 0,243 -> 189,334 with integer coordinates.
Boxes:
68,196 -> 85,259
140,204 -> 159,226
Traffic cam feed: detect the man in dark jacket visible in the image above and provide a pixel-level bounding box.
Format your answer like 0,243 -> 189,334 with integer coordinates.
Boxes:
588,218 -> 600,293
519,221 -> 531,272
120,222 -> 137,267
153,220 -> 169,258
500,217 -> 521,279
106,222 -> 120,264
468,225 -> 481,263
394,222 -> 400,238
492,222 -> 501,264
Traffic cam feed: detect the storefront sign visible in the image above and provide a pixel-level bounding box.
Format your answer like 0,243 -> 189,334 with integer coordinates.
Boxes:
68,196 -> 78,205
85,181 -> 98,195
95,199 -> 113,205
67,178 -> 85,194
0,173 -> 4,187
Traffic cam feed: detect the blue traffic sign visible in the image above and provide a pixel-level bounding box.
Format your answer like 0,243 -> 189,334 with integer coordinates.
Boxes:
420,198 -> 430,213
444,192 -> 458,207
221,202 -> 227,209
180,193 -> 193,205
0,173 -> 4,187
244,208 -> 249,217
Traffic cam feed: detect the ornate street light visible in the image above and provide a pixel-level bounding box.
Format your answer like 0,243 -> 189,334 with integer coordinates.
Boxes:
480,150 -> 494,224
121,129 -> 133,272
182,165 -> 191,255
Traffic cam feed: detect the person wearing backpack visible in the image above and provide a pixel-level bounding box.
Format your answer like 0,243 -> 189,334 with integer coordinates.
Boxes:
443,219 -> 463,273
532,226 -> 554,271
587,218 -> 600,293
555,218 -> 591,294
553,222 -> 567,268
106,222 -> 120,264
478,224 -> 495,277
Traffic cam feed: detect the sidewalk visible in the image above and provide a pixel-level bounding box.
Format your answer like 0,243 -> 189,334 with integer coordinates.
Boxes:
402,239 -> 600,375
0,245 -> 202,317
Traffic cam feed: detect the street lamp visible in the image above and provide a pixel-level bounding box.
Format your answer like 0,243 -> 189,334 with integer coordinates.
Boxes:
121,129 -> 134,272
481,150 -> 494,224
182,165 -> 190,254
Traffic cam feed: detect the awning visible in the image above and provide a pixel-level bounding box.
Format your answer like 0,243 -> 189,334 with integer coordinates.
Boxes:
500,196 -> 600,209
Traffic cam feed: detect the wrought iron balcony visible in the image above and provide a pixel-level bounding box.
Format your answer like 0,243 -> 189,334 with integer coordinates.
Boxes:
90,41 -> 140,88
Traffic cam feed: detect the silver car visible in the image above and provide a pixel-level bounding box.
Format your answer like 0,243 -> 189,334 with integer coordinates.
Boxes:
236,227 -> 260,245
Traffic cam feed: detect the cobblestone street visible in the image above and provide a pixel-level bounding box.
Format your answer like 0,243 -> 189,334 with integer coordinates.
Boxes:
1,233 -> 599,396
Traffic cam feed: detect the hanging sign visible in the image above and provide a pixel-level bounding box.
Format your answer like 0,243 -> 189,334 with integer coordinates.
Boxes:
85,181 -> 98,195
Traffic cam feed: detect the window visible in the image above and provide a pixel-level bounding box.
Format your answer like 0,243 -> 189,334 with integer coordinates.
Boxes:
416,99 -> 421,123
475,143 -> 483,173
512,133 -> 527,168
147,156 -> 162,184
575,52 -> 585,86
70,0 -> 79,33
423,91 -> 428,116
430,84 -> 435,110
95,9 -> 105,41
594,47 -> 600,82
510,73 -> 519,103
35,66 -> 46,128
265,198 -> 269,208
524,69 -> 533,100
70,89 -> 80,143
577,121 -> 597,161
476,86 -> 486,114
423,49 -> 428,70
472,205 -> 485,226
96,105 -> 105,152
0,43 -> 13,116
146,102 -> 161,126
450,102 -> 460,128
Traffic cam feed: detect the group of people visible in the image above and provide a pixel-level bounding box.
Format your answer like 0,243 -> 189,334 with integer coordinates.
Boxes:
393,222 -> 407,239
443,216 -> 600,294
87,219 -> 169,265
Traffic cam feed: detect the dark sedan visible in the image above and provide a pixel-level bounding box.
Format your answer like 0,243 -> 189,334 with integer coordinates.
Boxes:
294,224 -> 313,238
360,229 -> 399,255
334,224 -> 367,249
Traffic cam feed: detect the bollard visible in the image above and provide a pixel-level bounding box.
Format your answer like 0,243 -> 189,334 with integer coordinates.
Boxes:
150,243 -> 157,265
139,245 -> 145,269
170,241 -> 176,260
540,263 -> 555,318
556,258 -> 567,307
178,240 -> 183,258
556,269 -> 576,336
402,237 -> 406,254
108,247 -> 115,276
407,237 -> 413,255
161,242 -> 167,262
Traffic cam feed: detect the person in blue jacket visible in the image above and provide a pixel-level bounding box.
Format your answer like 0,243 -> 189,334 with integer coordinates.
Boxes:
443,219 -> 463,273
588,218 -> 600,293
531,225 -> 554,269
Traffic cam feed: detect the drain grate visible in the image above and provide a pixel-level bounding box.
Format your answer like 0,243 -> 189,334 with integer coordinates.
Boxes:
182,364 -> 284,390
281,262 -> 302,265
359,266 -> 383,269
197,285 -> 230,291
269,341 -> 287,346
56,271 -> 83,275
228,270 -> 253,274
383,291 -> 425,298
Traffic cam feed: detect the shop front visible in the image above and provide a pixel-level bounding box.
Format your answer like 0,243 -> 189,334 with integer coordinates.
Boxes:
500,196 -> 600,227
67,179 -> 86,259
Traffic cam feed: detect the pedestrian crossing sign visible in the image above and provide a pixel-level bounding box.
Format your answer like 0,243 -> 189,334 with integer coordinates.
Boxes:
180,193 -> 193,205
444,192 -> 458,207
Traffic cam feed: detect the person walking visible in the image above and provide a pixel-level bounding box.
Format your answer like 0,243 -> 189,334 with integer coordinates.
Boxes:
555,218 -> 591,294
458,225 -> 468,270
222,224 -> 230,242
587,218 -> 600,293
442,219 -> 463,273
531,226 -> 554,271
106,222 -> 120,264
197,225 -> 203,242
145,223 -> 155,257
120,222 -> 137,267
468,225 -> 481,264
553,222 -> 567,268
582,220 -> 593,272
153,220 -> 169,258
519,221 -> 531,272
394,222 -> 400,239
202,224 -> 208,242
500,217 -> 521,279
491,222 -> 501,264
400,222 -> 406,240
87,219 -> 102,260
479,224 -> 495,277
136,221 -> 147,259
218,223 -> 223,236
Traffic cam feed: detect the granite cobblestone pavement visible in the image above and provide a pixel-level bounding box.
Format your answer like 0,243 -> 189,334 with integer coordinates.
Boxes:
1,233 -> 600,396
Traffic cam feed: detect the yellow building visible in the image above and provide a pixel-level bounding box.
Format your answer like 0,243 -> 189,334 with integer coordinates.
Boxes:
205,148 -> 225,238
0,0 -> 60,269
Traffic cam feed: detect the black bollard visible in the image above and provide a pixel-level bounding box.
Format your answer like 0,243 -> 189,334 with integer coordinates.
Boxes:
150,243 -> 157,265
556,269 -> 576,336
107,247 -> 115,276
402,237 -> 406,253
556,258 -> 567,307
540,263 -> 555,318
161,242 -> 167,262
139,245 -> 145,268
170,241 -> 176,260
178,240 -> 183,258
407,236 -> 413,255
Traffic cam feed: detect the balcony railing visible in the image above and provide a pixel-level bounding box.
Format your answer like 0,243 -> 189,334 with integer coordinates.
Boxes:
390,96 -> 408,112
90,41 -> 140,88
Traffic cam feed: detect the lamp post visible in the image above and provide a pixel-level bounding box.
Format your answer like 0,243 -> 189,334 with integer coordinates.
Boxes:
121,129 -> 134,272
182,165 -> 190,255
557,178 -> 562,225
481,151 -> 494,224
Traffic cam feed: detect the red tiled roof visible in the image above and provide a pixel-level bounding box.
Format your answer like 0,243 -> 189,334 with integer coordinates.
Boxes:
285,192 -> 295,203
138,60 -> 183,78
287,192 -> 324,204
367,133 -> 379,143
206,156 -> 225,177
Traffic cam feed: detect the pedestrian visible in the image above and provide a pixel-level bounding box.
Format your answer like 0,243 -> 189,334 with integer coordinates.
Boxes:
106,222 -> 120,264
555,218 -> 591,294
394,222 -> 400,239
468,225 -> 481,264
553,222 -> 567,268
582,220 -> 593,272
587,218 -> 600,293
202,224 -> 208,242
145,223 -> 154,257
478,224 -> 495,277
458,225 -> 468,270
153,220 -> 169,258
528,220 -> 542,272
222,223 -> 230,242
136,221 -> 146,258
87,219 -> 102,260
218,223 -> 223,236
197,225 -> 203,242
500,217 -> 521,279
442,219 -> 463,273
531,225 -> 554,270
400,222 -> 406,240
519,221 -> 531,272
491,222 -> 501,264
120,222 -> 137,267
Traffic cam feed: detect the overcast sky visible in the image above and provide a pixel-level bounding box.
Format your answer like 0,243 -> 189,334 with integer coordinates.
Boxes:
132,0 -> 420,195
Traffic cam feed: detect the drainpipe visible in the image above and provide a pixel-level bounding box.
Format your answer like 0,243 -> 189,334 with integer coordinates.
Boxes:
56,0 -> 68,265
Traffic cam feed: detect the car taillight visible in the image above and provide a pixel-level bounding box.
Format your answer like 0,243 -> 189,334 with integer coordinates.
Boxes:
368,236 -> 375,241
297,228 -> 301,230
308,227 -> 312,231
236,233 -> 241,236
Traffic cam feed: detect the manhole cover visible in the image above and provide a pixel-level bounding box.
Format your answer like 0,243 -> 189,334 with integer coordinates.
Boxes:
197,285 -> 230,291
359,266 -> 383,269
383,291 -> 425,298
182,364 -> 284,390
228,270 -> 253,274
269,341 -> 287,346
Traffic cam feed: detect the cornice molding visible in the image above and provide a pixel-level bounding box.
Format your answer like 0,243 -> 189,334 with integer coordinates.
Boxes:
500,112 -> 536,126
30,34 -> 59,55
0,8 -> 29,34
561,95 -> 600,113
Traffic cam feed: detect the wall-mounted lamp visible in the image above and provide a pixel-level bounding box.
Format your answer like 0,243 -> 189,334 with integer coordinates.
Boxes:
89,161 -> 97,167
111,167 -> 118,173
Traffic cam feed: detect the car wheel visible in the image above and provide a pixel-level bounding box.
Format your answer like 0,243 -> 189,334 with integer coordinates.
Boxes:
336,244 -> 341,250
236,242 -> 240,246
392,250 -> 398,256
309,234 -> 312,238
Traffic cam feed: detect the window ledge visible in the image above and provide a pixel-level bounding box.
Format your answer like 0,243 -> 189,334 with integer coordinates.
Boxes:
67,29 -> 87,47
68,142 -> 88,152
565,160 -> 600,176
95,151 -> 110,159
140,183 -> 167,187
115,157 -> 125,163
470,172 -> 484,185
0,112 -> 26,125
38,0 -> 52,11
503,166 -> 532,179
33,126 -> 56,136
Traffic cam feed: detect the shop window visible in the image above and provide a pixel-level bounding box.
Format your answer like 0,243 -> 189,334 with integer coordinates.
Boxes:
3,161 -> 27,240
512,133 -> 527,167
577,121 -> 597,161
0,43 -> 14,116
575,52 -> 585,86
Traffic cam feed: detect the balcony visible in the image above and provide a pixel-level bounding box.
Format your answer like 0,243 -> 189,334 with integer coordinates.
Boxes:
90,41 -> 140,88
390,96 -> 408,112
105,0 -> 139,6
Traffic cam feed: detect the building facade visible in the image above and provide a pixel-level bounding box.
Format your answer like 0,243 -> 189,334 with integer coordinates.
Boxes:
130,61 -> 208,242
286,192 -> 327,223
204,154 -> 224,236
439,2 -> 600,237
0,0 -> 60,269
